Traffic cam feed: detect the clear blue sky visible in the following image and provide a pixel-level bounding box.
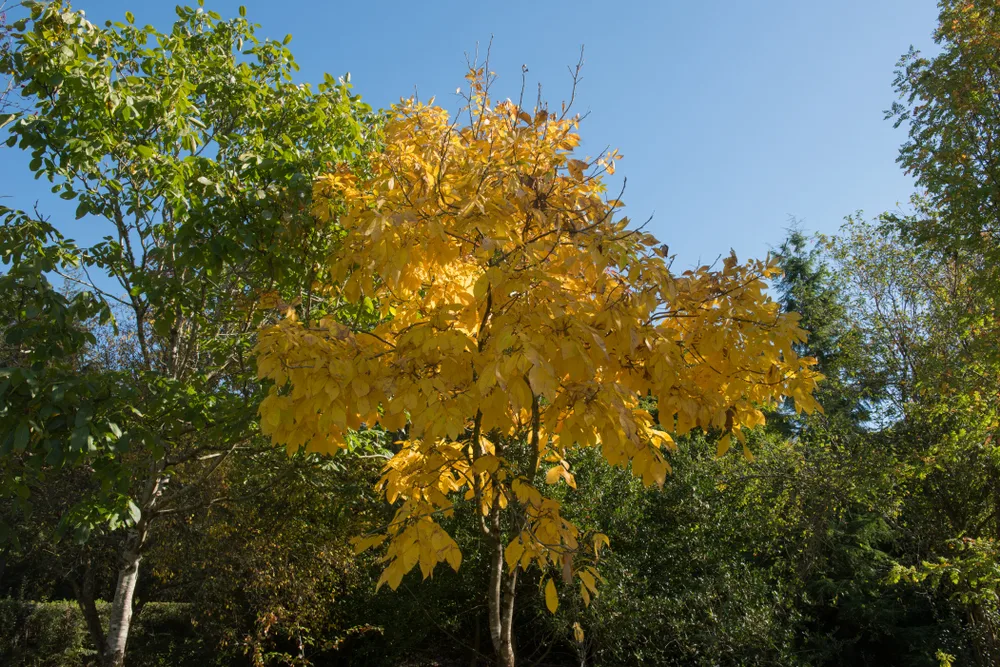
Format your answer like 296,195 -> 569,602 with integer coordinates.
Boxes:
1,0 -> 940,270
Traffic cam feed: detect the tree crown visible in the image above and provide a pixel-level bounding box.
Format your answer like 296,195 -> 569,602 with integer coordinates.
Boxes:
255,69 -> 821,601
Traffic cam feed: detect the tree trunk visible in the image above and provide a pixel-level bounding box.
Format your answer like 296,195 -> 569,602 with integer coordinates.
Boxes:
103,469 -> 163,667
71,560 -> 106,661
487,534 -> 518,667
470,612 -> 481,667
969,602 -> 1000,665
104,546 -> 141,667
993,459 -> 1000,543
501,560 -> 517,664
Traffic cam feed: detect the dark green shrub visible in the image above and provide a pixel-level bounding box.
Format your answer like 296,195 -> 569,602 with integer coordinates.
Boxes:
0,599 -> 96,666
0,600 -> 204,667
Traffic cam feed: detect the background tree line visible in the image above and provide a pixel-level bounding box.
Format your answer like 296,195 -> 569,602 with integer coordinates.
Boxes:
1,0 -> 999,665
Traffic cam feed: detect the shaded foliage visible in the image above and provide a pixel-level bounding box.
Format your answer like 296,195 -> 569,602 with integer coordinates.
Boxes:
4,0 -> 1000,666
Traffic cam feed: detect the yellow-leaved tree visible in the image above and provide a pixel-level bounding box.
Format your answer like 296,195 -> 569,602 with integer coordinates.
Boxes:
254,69 -> 821,666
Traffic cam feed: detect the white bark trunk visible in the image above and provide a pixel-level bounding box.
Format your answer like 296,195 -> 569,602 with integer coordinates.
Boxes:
104,549 -> 141,667
487,528 -> 517,667
102,469 -> 162,666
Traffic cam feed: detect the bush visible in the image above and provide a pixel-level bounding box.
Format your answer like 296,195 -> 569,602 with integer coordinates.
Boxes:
0,599 -> 205,667
0,599 -> 95,666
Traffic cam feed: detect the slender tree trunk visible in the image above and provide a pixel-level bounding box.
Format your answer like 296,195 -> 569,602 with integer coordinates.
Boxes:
501,561 -> 517,663
993,460 -> 1000,543
487,534 -> 508,666
484,490 -> 520,667
104,546 -> 141,667
0,544 -> 7,585
103,468 -> 163,667
71,560 -> 106,660
470,612 -> 481,667
970,602 -> 1000,664
487,534 -> 517,667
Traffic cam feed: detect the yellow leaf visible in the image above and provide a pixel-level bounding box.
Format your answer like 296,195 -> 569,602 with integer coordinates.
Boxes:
504,539 -> 524,572
567,159 -> 587,181
512,479 -> 542,507
352,378 -> 370,397
593,533 -> 610,557
716,433 -> 731,457
351,534 -> 387,554
445,545 -> 462,571
573,621 -> 585,643
508,375 -> 533,413
545,465 -> 562,485
381,410 -> 407,430
564,471 -> 577,489
544,578 -> 558,614
473,455 -> 501,475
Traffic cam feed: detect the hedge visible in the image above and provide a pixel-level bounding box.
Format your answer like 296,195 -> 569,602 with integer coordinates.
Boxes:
0,599 -> 210,666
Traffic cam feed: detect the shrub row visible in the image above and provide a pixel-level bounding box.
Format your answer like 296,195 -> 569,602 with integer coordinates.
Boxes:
0,599 -> 208,666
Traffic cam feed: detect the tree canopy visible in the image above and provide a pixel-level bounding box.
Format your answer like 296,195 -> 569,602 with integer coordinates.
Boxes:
254,68 -> 821,665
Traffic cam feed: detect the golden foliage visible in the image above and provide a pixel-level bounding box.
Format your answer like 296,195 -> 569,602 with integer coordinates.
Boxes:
255,69 -> 821,610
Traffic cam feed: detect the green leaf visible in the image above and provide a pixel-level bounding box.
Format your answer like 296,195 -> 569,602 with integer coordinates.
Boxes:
127,500 -> 141,524
114,432 -> 132,453
45,442 -> 63,465
72,524 -> 91,544
125,11 -> 134,23
13,422 -> 30,451
75,404 -> 93,428
70,426 -> 89,452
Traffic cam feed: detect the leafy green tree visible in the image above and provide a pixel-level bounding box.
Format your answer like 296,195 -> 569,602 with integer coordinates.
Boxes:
773,224 -> 871,430
145,447 -> 387,666
555,439 -> 804,667
0,2 -> 373,664
0,2 -> 20,117
885,12 -> 1000,658
830,216 -> 1000,663
889,0 -> 1000,294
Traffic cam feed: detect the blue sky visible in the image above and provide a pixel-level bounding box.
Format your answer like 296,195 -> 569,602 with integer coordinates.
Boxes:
1,0 -> 940,270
